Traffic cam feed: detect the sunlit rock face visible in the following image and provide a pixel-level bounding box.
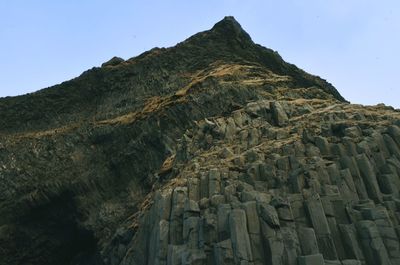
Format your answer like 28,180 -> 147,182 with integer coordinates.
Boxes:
0,16 -> 399,265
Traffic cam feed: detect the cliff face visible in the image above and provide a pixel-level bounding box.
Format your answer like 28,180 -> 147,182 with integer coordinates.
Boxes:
0,17 -> 399,265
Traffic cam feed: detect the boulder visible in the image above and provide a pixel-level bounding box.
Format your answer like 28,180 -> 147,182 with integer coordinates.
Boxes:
270,101 -> 289,126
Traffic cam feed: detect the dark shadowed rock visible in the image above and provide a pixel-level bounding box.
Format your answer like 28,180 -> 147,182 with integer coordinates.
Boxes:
101,56 -> 125,67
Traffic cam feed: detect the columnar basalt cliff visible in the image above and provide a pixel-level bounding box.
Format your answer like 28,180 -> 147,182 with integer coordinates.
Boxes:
1,17 -> 399,265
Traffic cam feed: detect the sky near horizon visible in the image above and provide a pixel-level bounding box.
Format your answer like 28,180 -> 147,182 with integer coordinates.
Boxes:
0,1 -> 399,107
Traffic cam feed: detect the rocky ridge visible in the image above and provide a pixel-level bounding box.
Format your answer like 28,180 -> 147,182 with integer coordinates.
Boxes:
0,17 -> 399,265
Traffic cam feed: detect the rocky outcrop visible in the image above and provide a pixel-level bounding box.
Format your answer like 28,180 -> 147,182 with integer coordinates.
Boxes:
0,16 -> 399,265
116,98 -> 400,265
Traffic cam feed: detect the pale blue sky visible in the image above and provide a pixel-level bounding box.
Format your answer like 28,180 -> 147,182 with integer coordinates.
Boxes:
0,1 -> 399,107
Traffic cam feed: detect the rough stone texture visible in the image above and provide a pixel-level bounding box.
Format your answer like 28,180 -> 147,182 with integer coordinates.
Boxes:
229,209 -> 253,263
297,227 -> 319,255
214,239 -> 234,265
0,16 -> 400,265
356,220 -> 392,265
297,254 -> 324,265
356,154 -> 383,203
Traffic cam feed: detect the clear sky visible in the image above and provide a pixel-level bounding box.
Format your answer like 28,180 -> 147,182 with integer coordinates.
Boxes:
0,1 -> 399,107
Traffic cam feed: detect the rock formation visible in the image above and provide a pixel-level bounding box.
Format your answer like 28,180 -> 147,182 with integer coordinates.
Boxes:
0,16 -> 399,265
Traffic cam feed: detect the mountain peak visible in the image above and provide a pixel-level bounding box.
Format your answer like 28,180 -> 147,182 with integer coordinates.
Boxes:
211,16 -> 243,31
210,16 -> 253,43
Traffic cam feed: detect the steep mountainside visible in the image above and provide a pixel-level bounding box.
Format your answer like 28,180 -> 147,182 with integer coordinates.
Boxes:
1,17 -> 399,265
